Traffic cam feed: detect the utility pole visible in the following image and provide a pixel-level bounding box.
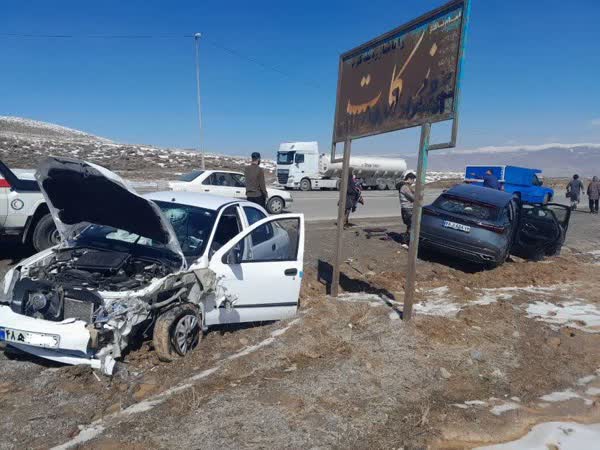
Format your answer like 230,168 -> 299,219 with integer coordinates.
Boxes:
194,32 -> 205,170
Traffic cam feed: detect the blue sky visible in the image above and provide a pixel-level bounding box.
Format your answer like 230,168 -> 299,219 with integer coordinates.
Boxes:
2,0 -> 600,158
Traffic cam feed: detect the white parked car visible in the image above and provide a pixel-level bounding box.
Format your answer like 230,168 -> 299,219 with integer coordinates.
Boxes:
0,157 -> 304,374
0,160 -> 59,251
169,169 -> 293,215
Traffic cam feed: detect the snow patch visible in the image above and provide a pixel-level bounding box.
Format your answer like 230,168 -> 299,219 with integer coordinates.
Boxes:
490,402 -> 521,416
526,301 -> 600,333
476,422 -> 600,450
539,389 -> 583,402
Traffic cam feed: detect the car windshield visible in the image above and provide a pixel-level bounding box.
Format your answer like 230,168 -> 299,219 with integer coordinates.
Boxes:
178,170 -> 204,182
154,201 -> 217,260
434,195 -> 498,221
277,151 -> 295,165
74,202 -> 217,263
74,225 -> 182,268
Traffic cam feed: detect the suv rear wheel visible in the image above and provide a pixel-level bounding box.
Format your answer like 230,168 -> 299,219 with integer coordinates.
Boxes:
32,214 -> 60,252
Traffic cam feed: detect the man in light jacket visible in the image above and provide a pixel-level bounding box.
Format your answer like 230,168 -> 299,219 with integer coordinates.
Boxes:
397,172 -> 416,246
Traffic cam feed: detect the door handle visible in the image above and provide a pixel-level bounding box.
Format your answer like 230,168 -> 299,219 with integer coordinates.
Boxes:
284,268 -> 298,276
204,189 -> 210,192
272,244 -> 277,251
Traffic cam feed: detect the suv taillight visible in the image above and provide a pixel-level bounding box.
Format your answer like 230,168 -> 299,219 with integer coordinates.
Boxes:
0,177 -> 10,188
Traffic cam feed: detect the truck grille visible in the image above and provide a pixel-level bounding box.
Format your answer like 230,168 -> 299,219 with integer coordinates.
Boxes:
277,170 -> 289,185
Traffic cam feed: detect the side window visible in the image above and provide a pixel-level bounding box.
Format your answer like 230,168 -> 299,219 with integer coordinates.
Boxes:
202,173 -> 215,185
243,206 -> 267,226
224,218 -> 300,263
251,222 -> 274,246
210,205 -> 242,256
295,153 -> 305,164
213,173 -> 231,186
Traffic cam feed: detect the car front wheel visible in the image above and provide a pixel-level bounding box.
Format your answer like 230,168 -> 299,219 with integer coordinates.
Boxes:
266,196 -> 285,214
32,214 -> 60,252
153,304 -> 202,362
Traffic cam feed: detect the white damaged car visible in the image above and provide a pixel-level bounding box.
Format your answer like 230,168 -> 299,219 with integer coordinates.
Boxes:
0,157 -> 304,374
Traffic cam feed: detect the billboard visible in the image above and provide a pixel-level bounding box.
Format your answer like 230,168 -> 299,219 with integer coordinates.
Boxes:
333,0 -> 467,143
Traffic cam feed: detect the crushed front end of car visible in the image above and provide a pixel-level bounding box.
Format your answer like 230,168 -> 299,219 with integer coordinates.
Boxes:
0,157 -> 216,374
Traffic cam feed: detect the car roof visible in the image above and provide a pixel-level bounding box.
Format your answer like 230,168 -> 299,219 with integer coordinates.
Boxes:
203,169 -> 243,175
443,184 -> 514,207
144,191 -> 257,211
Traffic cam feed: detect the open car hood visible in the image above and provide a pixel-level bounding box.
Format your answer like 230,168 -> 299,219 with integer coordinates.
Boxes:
36,157 -> 185,268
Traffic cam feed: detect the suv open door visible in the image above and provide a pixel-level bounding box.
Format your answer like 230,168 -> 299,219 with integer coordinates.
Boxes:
512,203 -> 570,261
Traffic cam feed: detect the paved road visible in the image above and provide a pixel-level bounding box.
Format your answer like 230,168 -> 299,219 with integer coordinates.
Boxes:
286,189 -> 443,221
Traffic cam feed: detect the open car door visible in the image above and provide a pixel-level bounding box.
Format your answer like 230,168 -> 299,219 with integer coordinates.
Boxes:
207,213 -> 304,325
512,203 -> 570,261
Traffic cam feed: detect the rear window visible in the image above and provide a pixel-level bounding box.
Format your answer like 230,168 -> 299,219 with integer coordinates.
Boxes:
178,170 -> 204,182
434,195 -> 498,221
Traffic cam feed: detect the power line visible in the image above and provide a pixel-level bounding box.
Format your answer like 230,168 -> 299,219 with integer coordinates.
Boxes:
0,32 -> 323,88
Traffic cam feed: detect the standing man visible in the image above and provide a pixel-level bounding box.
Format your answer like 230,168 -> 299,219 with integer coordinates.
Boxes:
397,172 -> 416,247
587,176 -> 600,214
483,169 -> 500,190
567,174 -> 584,211
244,152 -> 268,209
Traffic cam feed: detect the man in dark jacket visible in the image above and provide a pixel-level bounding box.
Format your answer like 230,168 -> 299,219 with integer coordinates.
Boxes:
567,174 -> 584,211
244,152 -> 268,209
587,176 -> 600,214
483,169 -> 500,190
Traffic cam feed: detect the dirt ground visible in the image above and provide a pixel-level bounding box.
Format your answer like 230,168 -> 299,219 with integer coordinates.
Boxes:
1,211 -> 600,449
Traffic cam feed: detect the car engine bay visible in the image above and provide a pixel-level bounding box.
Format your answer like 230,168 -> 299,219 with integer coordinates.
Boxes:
9,247 -> 173,324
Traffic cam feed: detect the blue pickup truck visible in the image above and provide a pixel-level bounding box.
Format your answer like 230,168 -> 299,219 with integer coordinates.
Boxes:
464,165 -> 554,204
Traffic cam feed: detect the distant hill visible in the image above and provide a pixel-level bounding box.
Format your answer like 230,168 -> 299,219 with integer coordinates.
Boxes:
0,116 -> 275,181
0,116 -> 110,142
401,143 -> 600,178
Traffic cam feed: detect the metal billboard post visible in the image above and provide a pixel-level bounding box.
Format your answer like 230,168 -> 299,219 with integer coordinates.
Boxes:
331,139 -> 352,297
403,123 -> 431,320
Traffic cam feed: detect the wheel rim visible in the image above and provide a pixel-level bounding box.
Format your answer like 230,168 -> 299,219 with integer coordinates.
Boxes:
173,314 -> 199,356
49,228 -> 61,245
269,198 -> 283,213
301,180 -> 310,190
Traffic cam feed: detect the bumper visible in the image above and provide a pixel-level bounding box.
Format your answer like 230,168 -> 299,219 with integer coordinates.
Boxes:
419,233 -> 503,265
0,305 -> 114,373
0,226 -> 24,237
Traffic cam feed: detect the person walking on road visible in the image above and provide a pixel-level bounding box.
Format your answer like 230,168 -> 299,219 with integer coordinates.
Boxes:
587,176 -> 600,214
567,174 -> 584,211
244,152 -> 268,209
397,172 -> 416,247
483,169 -> 500,190
343,168 -> 360,228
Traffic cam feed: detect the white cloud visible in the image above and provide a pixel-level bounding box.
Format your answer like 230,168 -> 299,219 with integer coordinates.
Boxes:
590,118 -> 600,127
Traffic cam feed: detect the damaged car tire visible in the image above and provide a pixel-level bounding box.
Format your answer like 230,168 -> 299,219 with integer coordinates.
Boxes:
153,304 -> 202,362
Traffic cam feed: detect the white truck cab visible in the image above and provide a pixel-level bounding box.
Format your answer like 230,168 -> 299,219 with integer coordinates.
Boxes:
276,142 -> 339,191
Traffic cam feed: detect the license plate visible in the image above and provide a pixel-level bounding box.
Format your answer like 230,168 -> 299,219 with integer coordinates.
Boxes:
0,327 -> 60,349
443,220 -> 471,233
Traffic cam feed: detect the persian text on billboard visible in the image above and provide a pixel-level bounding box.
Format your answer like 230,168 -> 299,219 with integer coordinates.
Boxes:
334,1 -> 465,142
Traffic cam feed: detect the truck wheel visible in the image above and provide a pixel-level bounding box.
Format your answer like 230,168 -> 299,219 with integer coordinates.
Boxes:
32,214 -> 60,252
266,196 -> 284,214
300,178 -> 311,191
153,304 -> 201,362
